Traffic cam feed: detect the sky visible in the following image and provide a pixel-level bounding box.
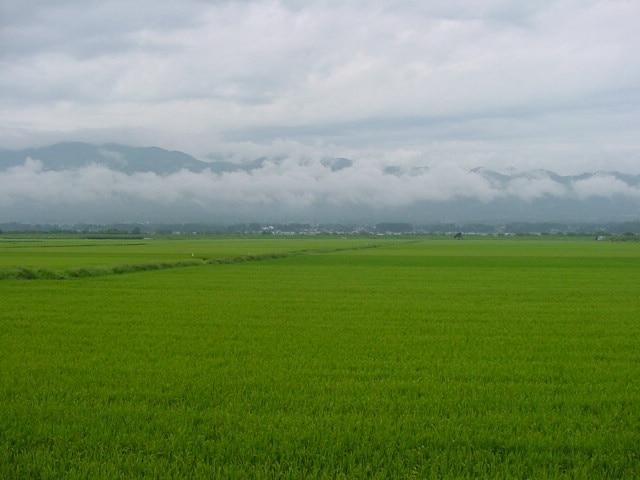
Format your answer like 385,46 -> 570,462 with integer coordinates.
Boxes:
1,0 -> 639,176
1,0 -> 640,226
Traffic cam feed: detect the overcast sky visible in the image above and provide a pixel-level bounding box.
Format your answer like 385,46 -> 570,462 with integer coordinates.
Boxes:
1,0 -> 639,174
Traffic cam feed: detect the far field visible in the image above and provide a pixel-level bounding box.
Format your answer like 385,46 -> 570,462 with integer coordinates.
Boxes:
1,235 -> 639,478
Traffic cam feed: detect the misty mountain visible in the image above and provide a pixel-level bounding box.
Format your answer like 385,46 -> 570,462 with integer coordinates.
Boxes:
1,142 -> 639,225
0,143 -> 355,176
0,142 -> 213,175
470,167 -> 640,190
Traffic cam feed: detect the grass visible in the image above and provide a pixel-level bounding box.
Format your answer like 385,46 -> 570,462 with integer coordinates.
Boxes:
0,236 -> 382,279
1,237 -> 639,478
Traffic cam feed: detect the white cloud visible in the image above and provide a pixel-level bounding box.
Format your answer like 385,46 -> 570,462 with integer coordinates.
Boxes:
1,0 -> 640,176
505,176 -> 568,201
573,174 -> 640,200
2,156 -> 639,217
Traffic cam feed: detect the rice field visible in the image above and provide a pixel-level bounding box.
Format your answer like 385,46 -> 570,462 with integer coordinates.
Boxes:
1,235 -> 639,478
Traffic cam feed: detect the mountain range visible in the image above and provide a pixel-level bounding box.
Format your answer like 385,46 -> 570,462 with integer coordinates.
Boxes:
1,142 -> 639,224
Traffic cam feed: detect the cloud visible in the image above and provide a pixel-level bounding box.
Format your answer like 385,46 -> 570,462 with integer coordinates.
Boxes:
573,173 -> 640,200
1,0 -> 640,175
2,156 -> 640,225
504,175 -> 568,201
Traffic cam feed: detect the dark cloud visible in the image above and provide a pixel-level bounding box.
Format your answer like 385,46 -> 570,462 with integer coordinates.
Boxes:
1,1 -> 198,59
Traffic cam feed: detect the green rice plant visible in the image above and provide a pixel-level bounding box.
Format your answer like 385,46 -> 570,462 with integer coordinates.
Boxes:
0,236 -> 382,274
1,238 -> 639,478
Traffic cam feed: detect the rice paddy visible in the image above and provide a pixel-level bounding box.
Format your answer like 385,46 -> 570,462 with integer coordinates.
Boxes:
1,235 -> 639,478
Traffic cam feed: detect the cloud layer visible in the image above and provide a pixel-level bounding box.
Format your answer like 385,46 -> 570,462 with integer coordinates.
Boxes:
2,0 -> 640,174
2,155 -> 639,224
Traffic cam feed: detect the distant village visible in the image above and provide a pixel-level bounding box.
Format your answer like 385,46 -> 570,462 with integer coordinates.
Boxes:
2,220 -> 640,239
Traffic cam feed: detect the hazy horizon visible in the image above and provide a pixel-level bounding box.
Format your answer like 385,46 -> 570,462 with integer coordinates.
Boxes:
1,142 -> 639,225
